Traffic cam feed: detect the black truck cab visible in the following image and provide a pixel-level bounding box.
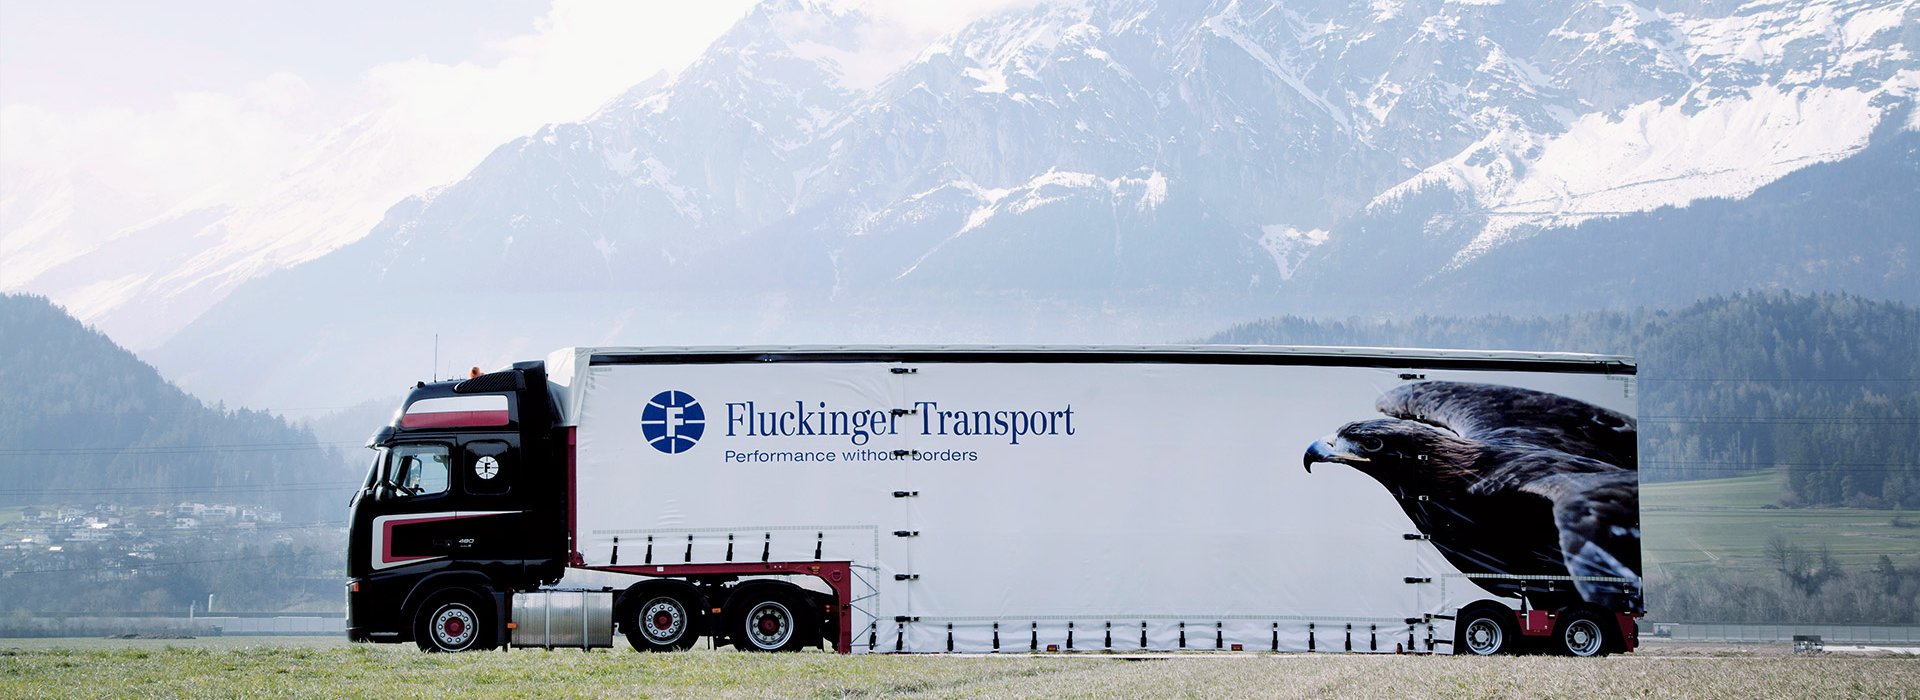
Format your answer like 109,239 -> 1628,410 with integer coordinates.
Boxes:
345,363 -> 566,649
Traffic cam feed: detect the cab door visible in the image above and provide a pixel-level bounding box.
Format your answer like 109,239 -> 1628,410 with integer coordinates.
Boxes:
453,437 -> 530,562
367,441 -> 460,572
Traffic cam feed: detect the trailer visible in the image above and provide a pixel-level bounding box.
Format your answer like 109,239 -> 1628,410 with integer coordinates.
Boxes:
345,345 -> 1642,656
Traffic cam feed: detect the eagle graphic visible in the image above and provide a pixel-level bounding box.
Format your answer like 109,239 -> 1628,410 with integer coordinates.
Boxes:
1303,381 -> 1642,610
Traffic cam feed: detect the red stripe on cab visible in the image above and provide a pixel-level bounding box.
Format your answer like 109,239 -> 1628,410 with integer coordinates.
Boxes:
400,410 -> 510,428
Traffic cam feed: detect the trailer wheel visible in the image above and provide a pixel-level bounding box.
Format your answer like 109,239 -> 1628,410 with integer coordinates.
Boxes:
729,590 -> 812,652
1553,610 -> 1612,657
415,590 -> 492,652
624,592 -> 702,652
1456,607 -> 1516,656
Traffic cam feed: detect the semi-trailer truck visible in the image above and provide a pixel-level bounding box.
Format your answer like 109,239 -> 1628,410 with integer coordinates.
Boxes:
346,345 -> 1643,656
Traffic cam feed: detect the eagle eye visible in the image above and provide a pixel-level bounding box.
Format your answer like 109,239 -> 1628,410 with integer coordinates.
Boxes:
1356,437 -> 1385,452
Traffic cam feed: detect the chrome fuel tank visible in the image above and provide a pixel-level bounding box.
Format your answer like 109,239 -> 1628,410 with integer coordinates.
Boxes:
510,590 -> 613,649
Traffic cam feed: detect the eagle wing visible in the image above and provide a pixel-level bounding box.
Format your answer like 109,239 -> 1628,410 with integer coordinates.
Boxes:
1515,470 -> 1643,609
1376,381 -> 1637,469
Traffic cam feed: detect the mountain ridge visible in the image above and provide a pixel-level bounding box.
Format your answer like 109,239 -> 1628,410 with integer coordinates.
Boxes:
0,293 -> 347,521
119,0 -> 1920,408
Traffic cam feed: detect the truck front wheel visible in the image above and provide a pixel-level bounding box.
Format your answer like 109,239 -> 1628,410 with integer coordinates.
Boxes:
729,590 -> 813,652
415,590 -> 493,652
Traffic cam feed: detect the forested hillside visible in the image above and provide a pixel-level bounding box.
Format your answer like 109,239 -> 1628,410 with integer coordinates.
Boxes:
0,294 -> 346,521
1207,292 -> 1920,507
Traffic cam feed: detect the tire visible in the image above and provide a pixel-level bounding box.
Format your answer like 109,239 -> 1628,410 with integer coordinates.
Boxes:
728,589 -> 813,652
624,591 -> 702,652
1455,607 -> 1517,656
415,590 -> 492,652
1553,610 -> 1612,657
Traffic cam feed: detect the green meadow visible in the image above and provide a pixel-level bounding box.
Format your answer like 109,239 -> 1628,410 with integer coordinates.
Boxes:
1643,470 -> 1920,576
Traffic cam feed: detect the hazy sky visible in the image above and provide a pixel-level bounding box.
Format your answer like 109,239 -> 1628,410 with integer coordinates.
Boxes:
0,1 -> 763,207
0,0 -> 1034,277
2,1 -> 544,108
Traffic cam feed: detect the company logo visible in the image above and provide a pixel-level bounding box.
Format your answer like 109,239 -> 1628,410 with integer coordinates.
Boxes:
641,390 -> 706,454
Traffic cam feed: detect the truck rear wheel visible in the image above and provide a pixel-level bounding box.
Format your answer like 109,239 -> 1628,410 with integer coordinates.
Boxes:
1553,609 -> 1612,657
729,590 -> 813,652
415,590 -> 492,652
624,591 -> 702,652
1456,607 -> 1516,656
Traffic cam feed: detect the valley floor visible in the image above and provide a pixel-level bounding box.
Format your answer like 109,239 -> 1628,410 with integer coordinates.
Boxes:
1,638 -> 1915,699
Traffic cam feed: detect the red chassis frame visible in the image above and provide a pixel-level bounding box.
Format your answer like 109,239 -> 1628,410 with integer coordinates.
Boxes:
592,561 -> 857,654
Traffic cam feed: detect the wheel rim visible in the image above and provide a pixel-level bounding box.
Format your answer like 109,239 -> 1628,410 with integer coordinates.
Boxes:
1464,617 -> 1504,655
639,596 -> 688,644
1563,618 -> 1604,656
743,600 -> 794,650
432,604 -> 477,651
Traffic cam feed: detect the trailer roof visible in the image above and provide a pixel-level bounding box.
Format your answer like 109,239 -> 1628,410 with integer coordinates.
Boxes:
542,345 -> 1633,427
561,344 -> 1634,372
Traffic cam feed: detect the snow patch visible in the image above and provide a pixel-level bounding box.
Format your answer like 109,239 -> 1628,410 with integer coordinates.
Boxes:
1374,84 -> 1890,266
897,169 -> 1166,280
635,157 -> 701,221
603,149 -> 638,177
1204,10 -> 1351,129
1137,171 -> 1167,211
1257,225 -> 1329,280
963,66 -> 1009,94
1895,70 -> 1920,131
1370,0 -> 1403,22
1841,3 -> 1909,48
64,274 -> 153,323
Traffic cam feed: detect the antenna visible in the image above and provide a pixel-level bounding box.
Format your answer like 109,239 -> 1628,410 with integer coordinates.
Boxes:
433,334 -> 439,381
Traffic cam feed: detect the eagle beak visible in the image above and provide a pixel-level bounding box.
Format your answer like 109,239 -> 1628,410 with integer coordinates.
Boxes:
1304,436 -> 1368,473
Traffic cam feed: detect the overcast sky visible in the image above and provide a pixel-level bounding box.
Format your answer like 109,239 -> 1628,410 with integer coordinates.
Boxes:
0,1 -> 1034,267
0,1 -> 766,208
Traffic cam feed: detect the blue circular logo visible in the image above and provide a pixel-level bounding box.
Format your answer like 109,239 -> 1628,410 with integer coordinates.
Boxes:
641,390 -> 705,454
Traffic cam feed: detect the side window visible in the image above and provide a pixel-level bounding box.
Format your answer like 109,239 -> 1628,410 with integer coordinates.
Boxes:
465,440 -> 513,496
391,444 -> 450,497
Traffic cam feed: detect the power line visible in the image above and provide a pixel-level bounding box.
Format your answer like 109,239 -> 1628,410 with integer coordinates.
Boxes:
0,440 -> 364,456
1,551 -> 332,576
1638,378 -> 1920,383
12,522 -> 343,533
1635,458 -> 1920,464
0,481 -> 360,496
12,404 -> 375,417
1646,468 -> 1916,475
1642,417 -> 1919,425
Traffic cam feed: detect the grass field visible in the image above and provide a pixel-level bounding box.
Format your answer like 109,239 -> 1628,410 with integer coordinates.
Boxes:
1,640 -> 1917,699
1642,470 -> 1920,577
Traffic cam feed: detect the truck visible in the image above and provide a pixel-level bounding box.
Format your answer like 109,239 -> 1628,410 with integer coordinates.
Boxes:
346,345 -> 1643,656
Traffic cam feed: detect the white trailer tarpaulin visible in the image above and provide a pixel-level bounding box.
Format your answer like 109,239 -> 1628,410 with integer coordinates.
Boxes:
560,347 -> 1639,653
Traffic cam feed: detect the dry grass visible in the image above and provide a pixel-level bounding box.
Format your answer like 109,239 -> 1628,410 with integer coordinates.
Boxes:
1,640 -> 1916,699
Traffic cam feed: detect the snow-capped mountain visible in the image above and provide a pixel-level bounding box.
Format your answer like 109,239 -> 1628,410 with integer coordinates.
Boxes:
0,105 -> 531,350
127,0 -> 1920,408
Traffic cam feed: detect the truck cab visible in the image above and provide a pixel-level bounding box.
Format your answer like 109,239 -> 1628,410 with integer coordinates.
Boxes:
346,363 -> 566,650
